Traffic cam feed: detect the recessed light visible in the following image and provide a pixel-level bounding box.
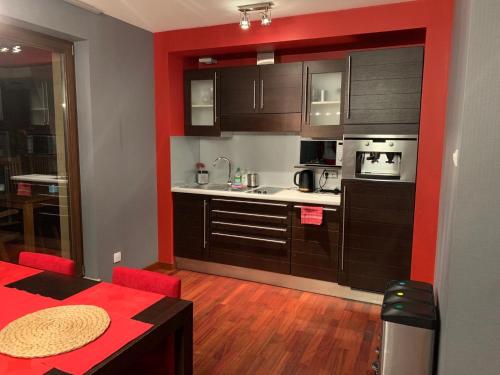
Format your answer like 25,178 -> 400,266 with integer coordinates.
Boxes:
12,45 -> 22,53
0,47 -> 9,53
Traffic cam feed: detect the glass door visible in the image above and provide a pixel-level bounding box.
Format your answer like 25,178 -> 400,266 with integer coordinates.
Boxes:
302,60 -> 346,138
0,23 -> 83,273
184,69 -> 220,136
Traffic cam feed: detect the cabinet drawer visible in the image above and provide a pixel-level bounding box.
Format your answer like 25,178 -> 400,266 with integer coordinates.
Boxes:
211,198 -> 288,214
211,198 -> 289,227
211,220 -> 288,239
291,205 -> 340,230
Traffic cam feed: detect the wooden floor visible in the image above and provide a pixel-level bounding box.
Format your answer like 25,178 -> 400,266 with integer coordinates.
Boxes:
157,268 -> 381,375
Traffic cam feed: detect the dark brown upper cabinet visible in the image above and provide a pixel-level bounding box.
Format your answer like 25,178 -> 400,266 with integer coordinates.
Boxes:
301,60 -> 345,139
343,46 -> 424,127
220,62 -> 303,132
184,69 -> 221,136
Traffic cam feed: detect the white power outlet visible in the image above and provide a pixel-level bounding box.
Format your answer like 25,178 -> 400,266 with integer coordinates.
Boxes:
113,251 -> 122,263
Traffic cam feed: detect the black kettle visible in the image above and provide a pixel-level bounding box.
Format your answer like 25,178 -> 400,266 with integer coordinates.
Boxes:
294,170 -> 315,192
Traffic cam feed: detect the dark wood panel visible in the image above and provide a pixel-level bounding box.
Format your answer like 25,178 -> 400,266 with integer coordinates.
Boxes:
351,62 -> 422,81
346,221 -> 413,240
173,193 -> 207,260
346,233 -> 413,255
259,62 -> 303,114
346,246 -> 411,268
220,66 -> 259,115
291,227 -> 340,244
291,262 -> 337,282
221,113 -> 301,132
211,221 -> 288,239
351,46 -> 423,66
210,198 -> 289,215
211,209 -> 287,227
350,93 -> 422,110
348,108 -> 420,124
350,78 -> 422,95
292,240 -> 339,267
348,206 -> 414,225
6,271 -> 98,300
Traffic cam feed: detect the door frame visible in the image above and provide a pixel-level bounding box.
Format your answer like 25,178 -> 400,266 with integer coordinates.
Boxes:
0,22 -> 84,275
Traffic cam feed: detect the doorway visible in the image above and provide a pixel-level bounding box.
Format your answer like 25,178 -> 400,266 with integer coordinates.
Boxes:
0,23 -> 83,274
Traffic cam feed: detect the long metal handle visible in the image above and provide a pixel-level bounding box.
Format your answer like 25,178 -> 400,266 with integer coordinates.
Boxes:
294,205 -> 337,212
253,80 -> 256,109
260,79 -> 264,109
203,199 -> 207,248
346,55 -> 352,119
304,66 -> 310,124
212,198 -> 287,207
212,221 -> 287,232
341,186 -> 347,270
212,232 -> 286,245
212,209 -> 286,220
214,72 -> 217,123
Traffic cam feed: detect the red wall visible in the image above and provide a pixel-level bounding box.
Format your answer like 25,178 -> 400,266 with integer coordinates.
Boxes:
154,0 -> 454,283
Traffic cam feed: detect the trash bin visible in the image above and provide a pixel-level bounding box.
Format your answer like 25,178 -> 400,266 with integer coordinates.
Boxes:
373,280 -> 437,375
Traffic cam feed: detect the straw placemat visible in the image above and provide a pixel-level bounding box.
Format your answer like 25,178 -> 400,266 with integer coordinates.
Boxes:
0,305 -> 110,358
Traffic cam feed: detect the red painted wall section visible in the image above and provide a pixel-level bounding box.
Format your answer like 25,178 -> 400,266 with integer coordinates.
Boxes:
154,0 -> 454,282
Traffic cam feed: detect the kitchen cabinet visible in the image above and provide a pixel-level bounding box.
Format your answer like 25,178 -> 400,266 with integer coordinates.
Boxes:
184,69 -> 220,136
302,60 -> 345,138
339,180 -> 415,293
220,62 -> 302,132
291,204 -> 340,282
343,47 -> 424,127
173,192 -> 209,260
209,197 -> 291,274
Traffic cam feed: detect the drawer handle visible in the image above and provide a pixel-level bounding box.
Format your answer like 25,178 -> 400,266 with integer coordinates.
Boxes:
294,205 -> 337,212
212,198 -> 287,207
212,232 -> 286,244
212,209 -> 287,220
212,221 -> 286,232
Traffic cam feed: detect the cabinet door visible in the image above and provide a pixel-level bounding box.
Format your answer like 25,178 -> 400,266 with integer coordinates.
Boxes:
259,62 -> 302,114
173,193 -> 209,260
184,69 -> 220,136
339,180 -> 415,293
291,204 -> 340,282
220,66 -> 259,115
344,47 -> 424,126
302,60 -> 345,138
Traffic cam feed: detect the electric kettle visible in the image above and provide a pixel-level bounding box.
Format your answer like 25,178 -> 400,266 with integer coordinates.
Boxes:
294,170 -> 315,192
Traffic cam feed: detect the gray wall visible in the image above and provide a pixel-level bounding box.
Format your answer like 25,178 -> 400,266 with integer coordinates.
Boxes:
435,0 -> 500,374
0,0 -> 157,281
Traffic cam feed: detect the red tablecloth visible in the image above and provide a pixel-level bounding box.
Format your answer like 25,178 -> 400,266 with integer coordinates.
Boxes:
0,262 -> 42,286
0,262 -> 162,374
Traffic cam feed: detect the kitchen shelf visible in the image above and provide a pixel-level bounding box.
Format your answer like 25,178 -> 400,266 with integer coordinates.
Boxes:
191,104 -> 214,108
311,101 -> 340,105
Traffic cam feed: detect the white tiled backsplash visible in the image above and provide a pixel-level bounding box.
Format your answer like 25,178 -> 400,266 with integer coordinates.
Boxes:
170,134 -> 341,190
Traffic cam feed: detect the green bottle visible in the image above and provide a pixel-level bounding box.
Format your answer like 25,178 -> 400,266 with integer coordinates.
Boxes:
234,167 -> 242,186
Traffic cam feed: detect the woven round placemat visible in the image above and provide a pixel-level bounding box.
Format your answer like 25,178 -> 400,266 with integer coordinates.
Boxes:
0,305 -> 110,358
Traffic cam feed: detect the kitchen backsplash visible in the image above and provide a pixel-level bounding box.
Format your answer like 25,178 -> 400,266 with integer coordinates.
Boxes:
170,134 -> 341,190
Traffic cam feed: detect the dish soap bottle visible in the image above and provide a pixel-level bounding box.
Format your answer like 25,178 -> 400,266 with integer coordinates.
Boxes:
241,168 -> 248,186
234,167 -> 242,186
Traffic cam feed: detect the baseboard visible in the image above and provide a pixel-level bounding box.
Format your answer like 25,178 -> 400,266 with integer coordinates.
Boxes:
175,257 -> 383,305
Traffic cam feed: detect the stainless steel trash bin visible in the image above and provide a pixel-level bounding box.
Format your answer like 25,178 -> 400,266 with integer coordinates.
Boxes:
374,280 -> 437,375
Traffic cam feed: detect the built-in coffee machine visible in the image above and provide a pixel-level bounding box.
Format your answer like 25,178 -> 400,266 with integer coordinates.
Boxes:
342,135 -> 418,182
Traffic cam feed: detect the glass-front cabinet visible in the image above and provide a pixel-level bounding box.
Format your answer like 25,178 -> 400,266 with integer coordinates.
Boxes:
184,69 -> 220,136
302,60 -> 345,138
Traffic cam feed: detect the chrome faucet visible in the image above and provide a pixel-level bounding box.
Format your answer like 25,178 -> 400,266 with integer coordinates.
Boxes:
213,156 -> 232,186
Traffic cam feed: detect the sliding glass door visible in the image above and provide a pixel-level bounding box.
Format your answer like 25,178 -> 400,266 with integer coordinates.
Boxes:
0,23 -> 83,274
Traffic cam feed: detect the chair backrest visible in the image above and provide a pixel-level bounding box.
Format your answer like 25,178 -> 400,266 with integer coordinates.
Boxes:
112,266 -> 181,298
0,157 -> 22,193
18,251 -> 76,276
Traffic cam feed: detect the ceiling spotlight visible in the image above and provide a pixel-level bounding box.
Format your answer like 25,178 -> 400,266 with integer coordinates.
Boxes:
261,8 -> 272,26
240,11 -> 250,30
238,2 -> 273,30
0,47 -> 9,53
12,45 -> 22,53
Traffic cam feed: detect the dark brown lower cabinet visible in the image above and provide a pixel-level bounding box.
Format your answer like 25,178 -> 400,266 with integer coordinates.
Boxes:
339,180 -> 415,293
209,198 -> 291,274
291,204 -> 340,282
173,193 -> 209,260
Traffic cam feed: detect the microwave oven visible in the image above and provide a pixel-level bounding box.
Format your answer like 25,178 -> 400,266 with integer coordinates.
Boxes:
299,139 -> 343,167
27,135 -> 56,155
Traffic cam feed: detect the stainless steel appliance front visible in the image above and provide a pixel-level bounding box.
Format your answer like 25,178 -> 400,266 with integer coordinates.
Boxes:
342,134 -> 418,182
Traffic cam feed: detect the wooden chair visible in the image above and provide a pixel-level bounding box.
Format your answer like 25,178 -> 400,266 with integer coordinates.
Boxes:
0,208 -> 21,261
0,157 -> 22,194
18,251 -> 76,276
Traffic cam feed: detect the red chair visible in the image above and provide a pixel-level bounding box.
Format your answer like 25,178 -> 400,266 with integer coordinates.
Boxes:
111,266 -> 181,298
112,266 -> 181,375
18,251 -> 76,276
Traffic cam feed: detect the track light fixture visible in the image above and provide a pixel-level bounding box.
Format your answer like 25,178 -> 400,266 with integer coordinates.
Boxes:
238,2 -> 273,30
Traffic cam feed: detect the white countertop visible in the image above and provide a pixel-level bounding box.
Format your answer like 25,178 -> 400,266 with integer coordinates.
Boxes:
172,185 -> 341,206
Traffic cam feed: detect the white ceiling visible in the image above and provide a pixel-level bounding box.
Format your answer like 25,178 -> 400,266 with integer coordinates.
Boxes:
66,0 -> 414,33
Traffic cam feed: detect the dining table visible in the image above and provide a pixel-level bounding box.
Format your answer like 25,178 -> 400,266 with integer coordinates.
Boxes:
0,261 -> 193,375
